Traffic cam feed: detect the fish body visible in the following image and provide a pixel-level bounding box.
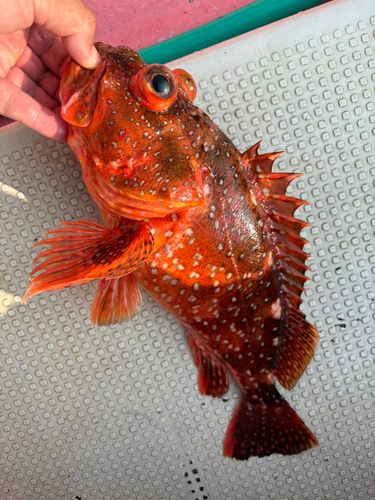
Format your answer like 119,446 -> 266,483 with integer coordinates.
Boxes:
25,44 -> 319,459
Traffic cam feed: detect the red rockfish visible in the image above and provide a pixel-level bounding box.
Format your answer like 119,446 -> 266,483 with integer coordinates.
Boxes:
25,43 -> 319,459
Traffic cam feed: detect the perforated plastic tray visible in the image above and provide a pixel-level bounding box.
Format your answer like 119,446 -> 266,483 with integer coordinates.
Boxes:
1,0 -> 375,499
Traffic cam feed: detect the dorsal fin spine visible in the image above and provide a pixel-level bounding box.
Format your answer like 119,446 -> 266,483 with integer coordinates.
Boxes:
242,144 -> 318,390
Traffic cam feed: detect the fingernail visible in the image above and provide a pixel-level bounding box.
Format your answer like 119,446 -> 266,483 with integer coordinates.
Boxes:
91,46 -> 102,67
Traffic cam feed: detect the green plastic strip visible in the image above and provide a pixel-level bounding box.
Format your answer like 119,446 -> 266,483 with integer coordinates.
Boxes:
139,0 -> 326,64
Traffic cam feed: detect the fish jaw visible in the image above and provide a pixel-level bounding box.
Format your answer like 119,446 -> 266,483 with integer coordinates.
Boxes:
60,58 -> 108,127
60,43 -> 145,127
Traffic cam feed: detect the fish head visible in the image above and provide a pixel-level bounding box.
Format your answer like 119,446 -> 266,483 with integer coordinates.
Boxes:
60,43 -> 205,219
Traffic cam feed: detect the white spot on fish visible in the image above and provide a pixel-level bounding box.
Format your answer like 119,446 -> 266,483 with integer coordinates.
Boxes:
266,251 -> 273,268
189,272 -> 200,279
271,298 -> 282,319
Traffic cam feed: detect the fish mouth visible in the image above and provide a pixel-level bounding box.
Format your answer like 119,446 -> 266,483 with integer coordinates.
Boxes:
82,164 -> 205,220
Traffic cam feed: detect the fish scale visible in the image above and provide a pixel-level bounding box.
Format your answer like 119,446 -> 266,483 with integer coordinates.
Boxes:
24,43 -> 318,460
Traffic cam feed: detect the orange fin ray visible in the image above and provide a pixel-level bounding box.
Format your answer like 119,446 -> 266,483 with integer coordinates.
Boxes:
268,194 -> 308,218
24,220 -> 153,301
33,221 -> 110,251
280,282 -> 306,310
33,238 -> 100,264
280,270 -> 309,289
189,333 -> 230,398
30,253 -> 90,278
55,220 -> 106,229
242,141 -> 285,173
223,385 -> 318,459
40,224 -> 106,236
269,212 -> 310,233
91,274 -> 142,326
257,172 -> 303,196
36,220 -> 108,240
277,255 -> 310,276
276,232 -> 310,253
276,244 -> 310,265
35,231 -> 104,244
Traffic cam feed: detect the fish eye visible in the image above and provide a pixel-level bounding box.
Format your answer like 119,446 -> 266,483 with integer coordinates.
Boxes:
129,64 -> 178,112
151,74 -> 170,95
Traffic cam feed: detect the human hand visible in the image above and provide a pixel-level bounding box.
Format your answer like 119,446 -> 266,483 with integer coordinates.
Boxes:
0,0 -> 102,142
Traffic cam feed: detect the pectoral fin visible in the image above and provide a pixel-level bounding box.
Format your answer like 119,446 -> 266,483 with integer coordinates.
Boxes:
24,219 -> 153,300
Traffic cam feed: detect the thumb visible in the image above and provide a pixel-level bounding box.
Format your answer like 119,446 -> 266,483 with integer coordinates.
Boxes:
33,0 -> 102,69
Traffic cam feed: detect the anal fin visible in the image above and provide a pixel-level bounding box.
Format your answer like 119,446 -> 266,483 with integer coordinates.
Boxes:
91,274 -> 141,326
189,333 -> 229,398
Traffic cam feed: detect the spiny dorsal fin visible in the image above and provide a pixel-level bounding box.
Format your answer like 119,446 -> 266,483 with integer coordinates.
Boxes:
242,142 -> 318,390
242,140 -> 285,173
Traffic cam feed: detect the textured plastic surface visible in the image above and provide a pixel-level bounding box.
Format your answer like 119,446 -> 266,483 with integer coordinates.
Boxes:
1,0 -> 375,499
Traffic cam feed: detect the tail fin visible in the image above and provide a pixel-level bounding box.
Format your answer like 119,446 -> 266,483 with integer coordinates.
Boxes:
223,386 -> 318,459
